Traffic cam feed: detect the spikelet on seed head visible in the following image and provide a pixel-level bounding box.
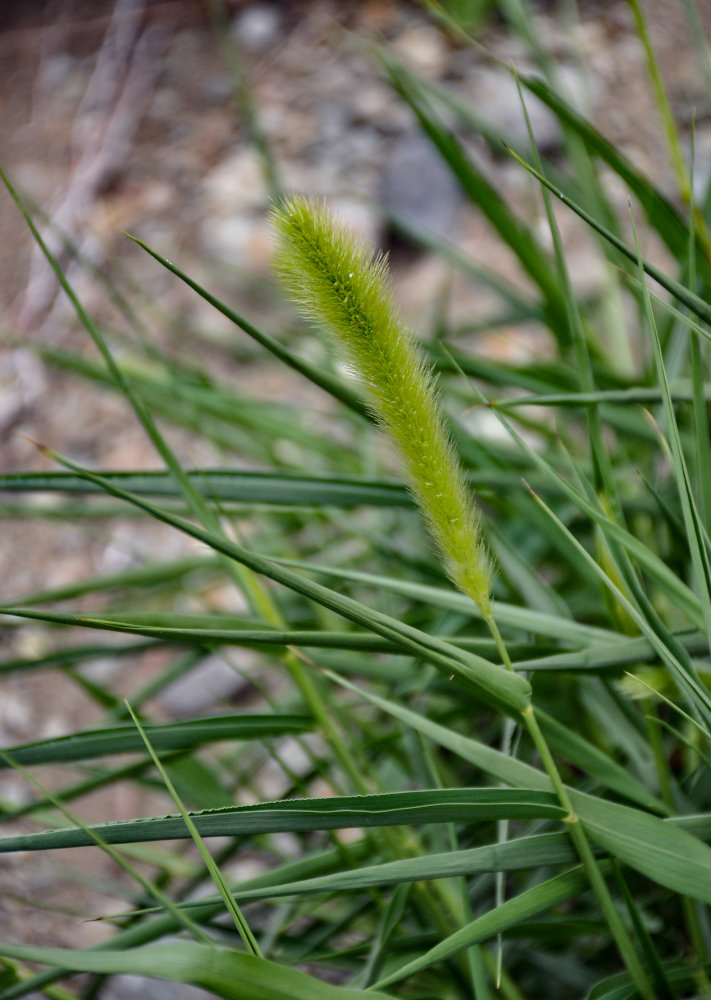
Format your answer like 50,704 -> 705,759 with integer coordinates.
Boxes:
271,196 -> 492,617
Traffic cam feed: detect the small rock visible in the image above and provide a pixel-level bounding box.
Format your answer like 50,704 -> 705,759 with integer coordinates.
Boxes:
103,974 -> 214,1000
393,24 -> 449,78
202,147 -> 267,213
232,4 -> 281,54
466,65 -> 569,153
157,652 -> 254,716
381,133 -> 463,241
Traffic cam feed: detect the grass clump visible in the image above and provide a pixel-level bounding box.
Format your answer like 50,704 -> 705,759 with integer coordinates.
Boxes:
2,4 -> 711,1000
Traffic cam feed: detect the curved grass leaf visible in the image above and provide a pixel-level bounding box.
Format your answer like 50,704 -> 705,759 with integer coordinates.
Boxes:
120,832 -> 576,916
0,941 -> 395,1000
274,560 -> 623,645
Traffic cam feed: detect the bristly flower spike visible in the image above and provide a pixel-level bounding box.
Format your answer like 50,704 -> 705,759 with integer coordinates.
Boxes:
271,195 -> 492,618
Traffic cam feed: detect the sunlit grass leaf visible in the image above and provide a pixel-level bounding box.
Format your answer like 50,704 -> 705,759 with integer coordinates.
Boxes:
0,941 -> 396,1000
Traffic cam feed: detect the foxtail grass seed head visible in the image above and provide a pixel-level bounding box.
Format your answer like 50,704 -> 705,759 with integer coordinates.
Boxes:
271,195 -> 492,617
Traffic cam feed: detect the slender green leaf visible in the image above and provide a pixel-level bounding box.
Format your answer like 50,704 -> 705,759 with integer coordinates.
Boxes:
0,941 -> 395,1000
0,714 -> 312,767
14,452 -> 533,715
372,867 -> 592,989
0,788 -> 564,852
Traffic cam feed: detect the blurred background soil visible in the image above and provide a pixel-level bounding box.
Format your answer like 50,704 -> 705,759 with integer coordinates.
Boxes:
0,0 -> 710,980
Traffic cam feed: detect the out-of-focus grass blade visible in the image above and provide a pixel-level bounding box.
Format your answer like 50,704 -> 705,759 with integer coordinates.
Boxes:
0,607 -> 557,658
386,209 -> 544,322
276,560 -> 625,645
0,941 -> 396,1000
429,342 -> 583,396
0,714 -> 312,767
0,788 -> 565,852
6,556 -> 215,608
127,234 -> 370,420
503,147 -> 711,326
519,74 -> 700,267
0,169 -> 231,547
372,866 -> 592,990
34,345 -> 345,462
111,832 -> 576,918
19,452 -> 533,716
381,54 -> 570,343
0,640 -> 161,677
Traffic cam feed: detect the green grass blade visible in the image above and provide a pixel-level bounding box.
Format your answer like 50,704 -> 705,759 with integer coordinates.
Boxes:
125,702 -> 262,957
502,146 -> 711,326
21,450 -> 532,715
372,867 -> 592,990
0,788 -> 565,852
0,714 -> 312,767
0,468 -> 411,507
110,832 -> 576,917
127,234 -> 369,419
381,55 -> 569,342
0,941 -> 395,1000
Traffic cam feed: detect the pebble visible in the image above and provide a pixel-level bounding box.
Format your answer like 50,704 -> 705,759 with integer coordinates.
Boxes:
381,132 -> 463,241
232,4 -> 281,54
104,974 -> 214,1000
202,147 -> 268,214
157,652 -> 256,716
393,24 -> 450,77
